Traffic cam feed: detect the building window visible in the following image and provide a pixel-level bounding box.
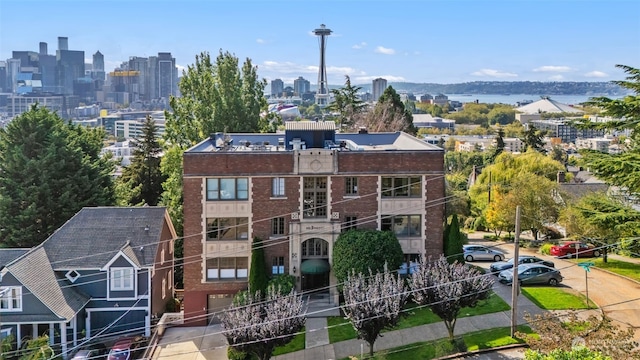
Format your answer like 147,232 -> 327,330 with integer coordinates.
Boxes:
206,178 -> 248,200
206,218 -> 249,241
272,257 -> 285,275
345,177 -> 358,195
110,268 -> 134,291
301,238 -> 328,257
381,177 -> 422,198
206,257 -> 249,280
343,216 -> 357,232
0,287 -> 22,311
272,177 -> 285,197
381,215 -> 422,237
272,217 -> 285,236
65,270 -> 81,283
162,278 -> 166,299
303,177 -> 327,218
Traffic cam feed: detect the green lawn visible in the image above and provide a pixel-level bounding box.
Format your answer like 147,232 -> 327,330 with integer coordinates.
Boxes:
575,258 -> 640,282
339,325 -> 533,360
521,287 -> 596,310
272,328 -> 305,356
327,291 -> 510,343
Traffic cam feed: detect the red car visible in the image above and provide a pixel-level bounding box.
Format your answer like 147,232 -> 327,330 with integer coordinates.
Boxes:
550,241 -> 601,258
107,336 -> 147,360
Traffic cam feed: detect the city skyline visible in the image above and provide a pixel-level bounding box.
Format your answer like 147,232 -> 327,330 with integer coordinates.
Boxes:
1,0 -> 638,85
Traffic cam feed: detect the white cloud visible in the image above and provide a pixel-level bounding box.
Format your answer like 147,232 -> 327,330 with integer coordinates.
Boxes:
256,38 -> 265,44
549,75 -> 564,81
354,75 -> 406,82
585,70 -> 608,78
375,46 -> 395,55
471,69 -> 518,78
352,42 -> 367,49
533,65 -> 572,73
176,64 -> 187,74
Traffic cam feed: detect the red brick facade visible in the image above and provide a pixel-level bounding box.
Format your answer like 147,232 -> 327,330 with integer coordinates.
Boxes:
182,137 -> 445,326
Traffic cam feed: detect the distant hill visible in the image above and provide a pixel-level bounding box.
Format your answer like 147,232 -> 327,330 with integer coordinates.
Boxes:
354,81 -> 626,96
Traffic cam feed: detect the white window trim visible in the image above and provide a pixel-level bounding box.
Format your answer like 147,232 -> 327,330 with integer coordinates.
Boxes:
0,286 -> 22,312
65,270 -> 81,283
272,177 -> 285,197
110,268 -> 134,291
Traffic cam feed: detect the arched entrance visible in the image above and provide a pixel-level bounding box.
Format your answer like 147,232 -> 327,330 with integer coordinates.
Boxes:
300,238 -> 330,293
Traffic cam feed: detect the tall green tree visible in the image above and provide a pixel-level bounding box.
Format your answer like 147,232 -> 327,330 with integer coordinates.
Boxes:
443,215 -> 465,263
0,105 -> 115,248
491,126 -> 505,161
328,75 -> 365,131
162,50 -> 268,236
116,115 -> 166,206
362,86 -> 415,134
577,65 -> 640,195
249,237 -> 268,296
521,124 -> 547,153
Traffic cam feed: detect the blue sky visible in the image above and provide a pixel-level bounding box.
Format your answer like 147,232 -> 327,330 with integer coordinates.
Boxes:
1,0 -> 638,85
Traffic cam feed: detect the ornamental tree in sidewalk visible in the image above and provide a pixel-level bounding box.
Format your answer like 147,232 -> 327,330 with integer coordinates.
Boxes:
220,287 -> 306,360
341,266 -> 408,357
410,255 -> 494,340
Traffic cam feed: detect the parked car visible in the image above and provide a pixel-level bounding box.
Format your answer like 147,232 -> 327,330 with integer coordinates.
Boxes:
498,263 -> 563,286
72,343 -> 108,360
550,241 -> 600,258
463,244 -> 505,262
107,336 -> 147,360
489,256 -> 555,274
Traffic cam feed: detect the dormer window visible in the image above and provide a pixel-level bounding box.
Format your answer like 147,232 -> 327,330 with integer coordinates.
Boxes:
0,287 -> 22,311
66,270 -> 81,283
110,268 -> 134,291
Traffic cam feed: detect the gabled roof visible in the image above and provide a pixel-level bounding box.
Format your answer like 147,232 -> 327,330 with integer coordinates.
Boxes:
5,247 -> 90,321
42,207 -> 170,269
516,97 -> 584,114
0,248 -> 29,268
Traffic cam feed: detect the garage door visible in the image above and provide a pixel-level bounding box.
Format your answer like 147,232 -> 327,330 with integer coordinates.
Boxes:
90,310 -> 145,336
208,294 -> 233,324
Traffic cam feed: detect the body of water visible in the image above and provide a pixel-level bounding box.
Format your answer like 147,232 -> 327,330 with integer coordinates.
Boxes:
446,94 -> 613,106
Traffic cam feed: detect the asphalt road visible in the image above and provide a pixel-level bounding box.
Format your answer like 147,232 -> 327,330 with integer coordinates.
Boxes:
469,234 -> 640,341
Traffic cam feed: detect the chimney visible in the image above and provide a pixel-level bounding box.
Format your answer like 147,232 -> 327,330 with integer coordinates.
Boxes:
58,36 -> 68,51
39,42 -> 48,55
557,171 -> 566,183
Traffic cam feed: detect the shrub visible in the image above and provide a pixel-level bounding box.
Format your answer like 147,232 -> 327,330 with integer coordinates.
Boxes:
539,243 -> 553,255
473,217 -> 487,231
164,298 -> 181,312
227,346 -> 252,360
464,217 -> 476,230
483,234 -> 499,241
267,274 -> 296,295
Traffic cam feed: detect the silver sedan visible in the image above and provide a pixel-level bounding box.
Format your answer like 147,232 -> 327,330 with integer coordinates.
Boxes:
463,244 -> 505,262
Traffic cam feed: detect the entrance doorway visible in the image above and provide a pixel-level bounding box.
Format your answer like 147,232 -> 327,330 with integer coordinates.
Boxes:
300,238 -> 331,293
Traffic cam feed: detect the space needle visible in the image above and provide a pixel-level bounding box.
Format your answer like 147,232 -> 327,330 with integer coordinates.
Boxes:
314,24 -> 332,107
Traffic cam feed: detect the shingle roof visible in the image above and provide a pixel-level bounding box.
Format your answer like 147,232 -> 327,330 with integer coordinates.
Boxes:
6,247 -> 90,321
516,97 -> 584,114
0,248 -> 29,268
42,207 -> 169,269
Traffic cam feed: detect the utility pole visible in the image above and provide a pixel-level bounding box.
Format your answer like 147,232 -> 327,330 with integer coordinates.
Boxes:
510,205 -> 521,338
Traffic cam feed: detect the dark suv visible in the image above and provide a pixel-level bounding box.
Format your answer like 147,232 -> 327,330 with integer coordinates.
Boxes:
107,336 -> 147,360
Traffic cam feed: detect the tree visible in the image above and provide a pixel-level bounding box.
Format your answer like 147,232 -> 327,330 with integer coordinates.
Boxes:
162,50 -> 268,237
490,127 -> 505,162
443,215 -> 465,263
249,237 -> 269,296
361,86 -> 415,134
487,106 -> 515,125
0,105 -> 115,248
516,311 -> 640,359
521,124 -> 547,153
341,267 -> 407,357
220,288 -> 306,360
328,75 -> 366,131
332,229 -> 404,286
484,190 -> 516,236
410,255 -> 494,340
505,172 -> 560,240
116,115 -> 166,206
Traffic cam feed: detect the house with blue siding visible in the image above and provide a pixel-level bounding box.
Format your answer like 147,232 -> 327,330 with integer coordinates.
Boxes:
0,207 -> 176,358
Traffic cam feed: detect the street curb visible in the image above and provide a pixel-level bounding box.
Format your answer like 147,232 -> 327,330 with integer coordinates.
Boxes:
433,343 -> 529,359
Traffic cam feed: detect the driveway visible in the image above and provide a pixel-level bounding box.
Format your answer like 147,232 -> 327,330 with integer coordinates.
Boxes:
468,233 -> 640,340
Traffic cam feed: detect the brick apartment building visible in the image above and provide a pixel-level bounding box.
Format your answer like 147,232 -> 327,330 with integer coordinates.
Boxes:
182,121 -> 445,325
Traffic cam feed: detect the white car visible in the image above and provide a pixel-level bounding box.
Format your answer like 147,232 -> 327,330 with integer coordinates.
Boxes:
463,244 -> 505,262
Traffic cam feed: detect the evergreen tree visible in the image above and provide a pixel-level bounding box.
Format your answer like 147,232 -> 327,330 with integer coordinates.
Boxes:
117,115 -> 166,206
328,75 -> 366,131
362,86 -> 415,134
0,105 -> 115,248
444,215 -> 465,263
491,127 -> 505,161
249,237 -> 268,296
521,124 -> 547,153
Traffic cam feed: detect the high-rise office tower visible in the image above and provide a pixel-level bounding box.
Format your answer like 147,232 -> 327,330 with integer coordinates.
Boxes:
39,42 -> 48,55
313,24 -> 332,106
58,37 -> 68,51
56,37 -> 84,95
128,56 -> 150,101
0,61 -> 6,92
156,52 -> 176,99
372,78 -> 388,101
293,76 -> 310,96
271,78 -> 284,97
